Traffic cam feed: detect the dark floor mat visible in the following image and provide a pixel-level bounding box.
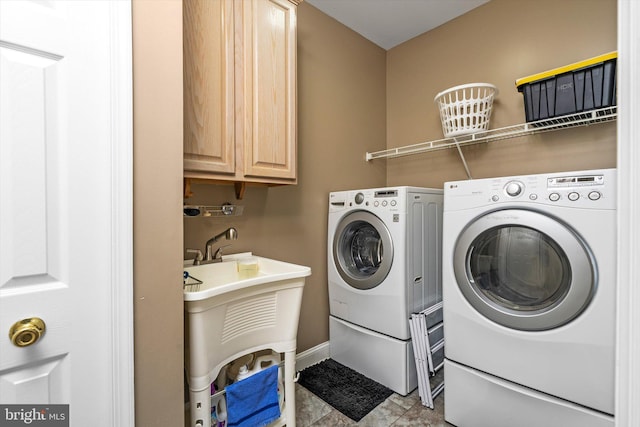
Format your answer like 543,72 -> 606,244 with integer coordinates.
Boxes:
297,358 -> 394,422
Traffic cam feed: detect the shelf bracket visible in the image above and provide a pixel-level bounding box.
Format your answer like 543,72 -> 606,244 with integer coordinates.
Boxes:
234,182 -> 246,200
183,178 -> 193,199
453,139 -> 473,180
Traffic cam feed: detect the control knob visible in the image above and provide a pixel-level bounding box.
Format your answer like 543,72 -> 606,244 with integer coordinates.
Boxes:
505,181 -> 523,197
354,193 -> 364,204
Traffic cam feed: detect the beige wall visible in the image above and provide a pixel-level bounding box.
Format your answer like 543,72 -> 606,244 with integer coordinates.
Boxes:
386,0 -> 617,186
132,1 -> 184,426
183,2 -> 387,354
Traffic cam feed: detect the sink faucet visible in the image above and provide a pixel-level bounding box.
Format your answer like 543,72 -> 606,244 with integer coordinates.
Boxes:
204,227 -> 238,262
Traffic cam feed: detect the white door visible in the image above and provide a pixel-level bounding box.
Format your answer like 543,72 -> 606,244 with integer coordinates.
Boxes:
0,1 -> 133,425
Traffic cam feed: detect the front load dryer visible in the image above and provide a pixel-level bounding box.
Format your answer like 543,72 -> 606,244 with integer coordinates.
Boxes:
443,169 -> 616,427
328,186 -> 443,395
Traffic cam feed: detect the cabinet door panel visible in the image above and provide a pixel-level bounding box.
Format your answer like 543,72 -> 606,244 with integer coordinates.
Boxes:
240,0 -> 297,180
184,0 -> 235,174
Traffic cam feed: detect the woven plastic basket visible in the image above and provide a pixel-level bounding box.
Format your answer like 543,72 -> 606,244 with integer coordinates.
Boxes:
434,83 -> 498,138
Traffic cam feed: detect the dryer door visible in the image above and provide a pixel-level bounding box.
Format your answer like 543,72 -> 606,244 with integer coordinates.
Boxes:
333,210 -> 393,290
453,209 -> 595,331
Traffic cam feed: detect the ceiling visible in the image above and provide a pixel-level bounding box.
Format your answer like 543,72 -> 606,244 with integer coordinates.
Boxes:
305,0 -> 490,50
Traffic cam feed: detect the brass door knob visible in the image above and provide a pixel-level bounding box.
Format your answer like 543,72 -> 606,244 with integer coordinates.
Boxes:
9,318 -> 46,347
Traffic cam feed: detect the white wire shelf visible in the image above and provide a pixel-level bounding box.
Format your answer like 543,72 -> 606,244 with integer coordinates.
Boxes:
365,106 -> 617,161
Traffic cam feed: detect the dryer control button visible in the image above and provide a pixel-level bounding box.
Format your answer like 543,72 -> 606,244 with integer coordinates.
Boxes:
382,201 -> 388,207
390,200 -> 397,207
354,193 -> 365,204
505,181 -> 523,197
549,192 -> 561,202
491,195 -> 499,202
529,194 -> 538,200
374,201 -> 379,207
588,191 -> 602,201
568,192 -> 580,201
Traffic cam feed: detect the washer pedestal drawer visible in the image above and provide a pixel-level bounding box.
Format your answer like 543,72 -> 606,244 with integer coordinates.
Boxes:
329,316 -> 417,396
444,359 -> 614,427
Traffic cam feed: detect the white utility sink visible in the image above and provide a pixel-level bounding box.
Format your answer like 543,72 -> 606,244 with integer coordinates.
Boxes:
183,253 -> 311,301
183,253 -> 311,427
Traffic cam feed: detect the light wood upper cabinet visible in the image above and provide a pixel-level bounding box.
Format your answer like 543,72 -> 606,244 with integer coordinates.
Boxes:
184,0 -> 235,175
183,0 -> 299,186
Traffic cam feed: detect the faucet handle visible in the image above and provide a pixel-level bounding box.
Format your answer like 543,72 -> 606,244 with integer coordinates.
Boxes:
213,244 -> 232,260
186,248 -> 203,266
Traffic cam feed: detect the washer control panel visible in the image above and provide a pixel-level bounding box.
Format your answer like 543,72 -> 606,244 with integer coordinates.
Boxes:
544,174 -> 605,204
496,174 -> 606,205
329,188 -> 405,212
330,187 -> 443,214
512,173 -> 607,206
371,189 -> 399,208
444,169 -> 616,211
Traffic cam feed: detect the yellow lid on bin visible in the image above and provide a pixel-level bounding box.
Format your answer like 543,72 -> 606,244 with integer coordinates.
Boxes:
515,51 -> 617,88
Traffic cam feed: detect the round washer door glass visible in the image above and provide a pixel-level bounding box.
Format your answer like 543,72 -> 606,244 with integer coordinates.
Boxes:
333,211 -> 393,290
454,209 -> 596,331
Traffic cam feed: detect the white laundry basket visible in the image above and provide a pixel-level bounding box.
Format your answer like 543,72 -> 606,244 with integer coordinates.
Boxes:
434,83 -> 498,138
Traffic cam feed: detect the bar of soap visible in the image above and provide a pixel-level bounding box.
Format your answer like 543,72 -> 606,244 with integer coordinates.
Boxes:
237,257 -> 259,277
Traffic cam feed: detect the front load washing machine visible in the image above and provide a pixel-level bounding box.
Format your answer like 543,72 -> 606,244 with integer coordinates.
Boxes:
443,169 -> 616,427
328,186 -> 443,395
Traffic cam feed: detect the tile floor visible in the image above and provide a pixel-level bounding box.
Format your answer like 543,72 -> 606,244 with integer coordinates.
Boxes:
185,380 -> 452,427
295,383 -> 452,427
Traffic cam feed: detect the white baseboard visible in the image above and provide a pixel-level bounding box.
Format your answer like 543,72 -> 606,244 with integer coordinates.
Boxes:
296,341 -> 330,372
